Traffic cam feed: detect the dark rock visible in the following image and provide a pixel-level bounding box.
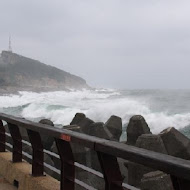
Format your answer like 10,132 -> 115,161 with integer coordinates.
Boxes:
126,115 -> 151,146
128,134 -> 167,187
87,174 -> 105,190
128,162 -> 153,188
141,171 -> 174,190
70,113 -> 86,125
160,127 -> 190,159
104,115 -> 122,141
39,119 -> 55,150
78,117 -> 94,134
118,157 -> 128,183
19,127 -> 29,141
70,113 -> 94,134
88,122 -> 113,139
64,125 -> 81,131
136,134 -> 167,153
39,119 -> 54,126
88,122 -> 113,172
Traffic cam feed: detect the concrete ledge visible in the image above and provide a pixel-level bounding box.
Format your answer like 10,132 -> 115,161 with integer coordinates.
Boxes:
0,152 -> 60,190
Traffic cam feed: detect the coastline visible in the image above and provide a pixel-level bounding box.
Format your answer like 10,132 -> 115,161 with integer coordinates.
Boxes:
0,85 -> 93,95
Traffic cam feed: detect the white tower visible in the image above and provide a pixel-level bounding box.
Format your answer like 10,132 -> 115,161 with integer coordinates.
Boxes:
8,35 -> 12,52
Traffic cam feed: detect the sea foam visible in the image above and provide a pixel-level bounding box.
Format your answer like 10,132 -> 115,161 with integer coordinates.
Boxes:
0,89 -> 190,134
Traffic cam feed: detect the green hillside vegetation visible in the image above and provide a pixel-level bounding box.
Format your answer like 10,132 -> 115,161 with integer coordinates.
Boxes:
0,51 -> 88,91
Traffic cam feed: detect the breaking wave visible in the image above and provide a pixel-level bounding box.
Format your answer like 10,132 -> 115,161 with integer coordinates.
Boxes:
0,89 -> 190,135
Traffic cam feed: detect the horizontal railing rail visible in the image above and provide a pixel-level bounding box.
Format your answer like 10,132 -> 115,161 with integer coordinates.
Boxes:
0,112 -> 190,190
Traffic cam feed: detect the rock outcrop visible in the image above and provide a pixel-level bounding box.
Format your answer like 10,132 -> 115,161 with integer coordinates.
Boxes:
104,115 -> 122,141
0,50 -> 89,92
70,113 -> 86,125
39,119 -> 55,150
126,115 -> 151,145
141,171 -> 174,190
127,134 -> 168,187
70,113 -> 94,134
160,127 -> 190,159
88,122 -> 113,139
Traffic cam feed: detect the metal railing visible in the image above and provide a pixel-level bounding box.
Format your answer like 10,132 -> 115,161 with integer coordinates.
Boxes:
0,113 -> 190,190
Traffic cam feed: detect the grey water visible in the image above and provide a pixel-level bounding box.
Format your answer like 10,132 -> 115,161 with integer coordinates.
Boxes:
120,89 -> 190,138
120,89 -> 190,115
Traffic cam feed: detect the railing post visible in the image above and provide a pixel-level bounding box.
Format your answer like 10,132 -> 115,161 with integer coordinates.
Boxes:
27,129 -> 44,176
171,176 -> 190,190
8,123 -> 22,162
97,152 -> 124,190
0,120 -> 5,152
55,138 -> 75,190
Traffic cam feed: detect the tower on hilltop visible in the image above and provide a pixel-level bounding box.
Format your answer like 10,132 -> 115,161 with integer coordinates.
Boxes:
8,35 -> 12,52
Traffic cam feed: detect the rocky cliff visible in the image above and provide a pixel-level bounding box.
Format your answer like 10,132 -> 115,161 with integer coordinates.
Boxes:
0,51 -> 89,93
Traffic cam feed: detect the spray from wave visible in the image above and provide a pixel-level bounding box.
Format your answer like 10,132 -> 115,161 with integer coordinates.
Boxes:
0,89 -> 190,137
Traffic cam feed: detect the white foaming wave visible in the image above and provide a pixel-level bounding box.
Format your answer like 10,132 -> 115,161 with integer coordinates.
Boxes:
21,103 -> 82,127
144,112 -> 190,134
1,90 -> 190,134
20,97 -> 149,126
20,96 -> 190,134
0,89 -> 120,125
85,98 -> 150,123
85,98 -> 190,133
0,93 -> 33,108
0,89 -> 119,108
94,88 -> 116,92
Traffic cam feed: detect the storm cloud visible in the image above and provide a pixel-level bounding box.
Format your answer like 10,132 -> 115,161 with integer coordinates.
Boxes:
0,0 -> 190,89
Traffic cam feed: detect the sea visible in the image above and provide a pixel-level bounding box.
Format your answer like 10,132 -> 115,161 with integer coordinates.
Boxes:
1,89 -> 190,141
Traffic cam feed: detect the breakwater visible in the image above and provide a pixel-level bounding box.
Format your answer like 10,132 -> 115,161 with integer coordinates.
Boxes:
0,112 -> 190,190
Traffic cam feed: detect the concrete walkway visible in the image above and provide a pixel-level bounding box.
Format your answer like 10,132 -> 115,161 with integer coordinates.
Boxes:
0,175 -> 17,190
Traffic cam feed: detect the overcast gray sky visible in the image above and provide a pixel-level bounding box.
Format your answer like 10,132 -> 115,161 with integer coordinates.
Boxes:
0,0 -> 190,89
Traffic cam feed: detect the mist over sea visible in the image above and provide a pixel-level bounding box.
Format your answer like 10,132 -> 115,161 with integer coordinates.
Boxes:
1,89 -> 190,141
